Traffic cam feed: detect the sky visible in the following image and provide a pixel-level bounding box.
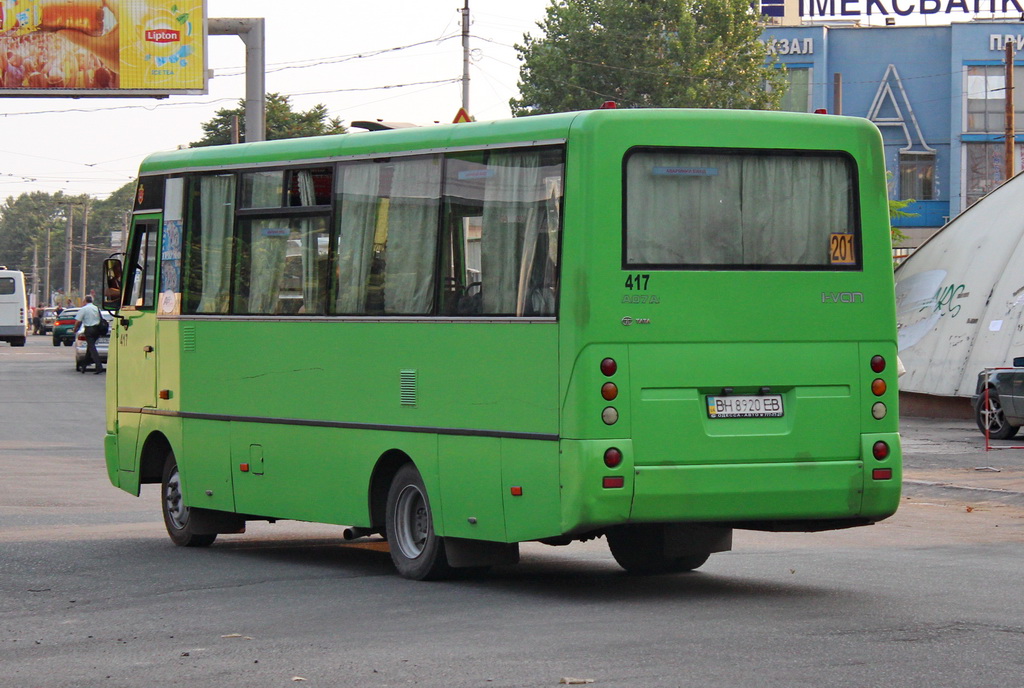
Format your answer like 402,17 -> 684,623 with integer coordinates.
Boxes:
1,0 -> 553,201
1,1 -> 1005,203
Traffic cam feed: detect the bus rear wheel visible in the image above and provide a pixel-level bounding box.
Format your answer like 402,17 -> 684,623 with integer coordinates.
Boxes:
606,524 -> 710,574
385,463 -> 451,580
161,451 -> 217,548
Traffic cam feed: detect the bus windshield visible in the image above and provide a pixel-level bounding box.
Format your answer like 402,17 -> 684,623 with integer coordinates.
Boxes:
624,148 -> 859,270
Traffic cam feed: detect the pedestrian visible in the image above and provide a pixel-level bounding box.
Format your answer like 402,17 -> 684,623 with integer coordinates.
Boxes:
73,295 -> 104,374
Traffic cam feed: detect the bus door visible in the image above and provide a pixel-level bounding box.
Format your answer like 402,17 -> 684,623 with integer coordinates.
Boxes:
116,215 -> 161,473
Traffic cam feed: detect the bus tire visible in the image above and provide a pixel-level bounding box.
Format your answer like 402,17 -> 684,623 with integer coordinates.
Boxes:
385,463 -> 451,581
161,451 -> 217,548
606,525 -> 710,574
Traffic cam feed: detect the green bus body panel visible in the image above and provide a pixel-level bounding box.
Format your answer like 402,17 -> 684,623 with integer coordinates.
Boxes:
106,109 -> 901,546
161,319 -> 558,536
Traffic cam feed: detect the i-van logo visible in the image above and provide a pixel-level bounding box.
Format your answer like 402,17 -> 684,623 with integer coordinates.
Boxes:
145,29 -> 181,43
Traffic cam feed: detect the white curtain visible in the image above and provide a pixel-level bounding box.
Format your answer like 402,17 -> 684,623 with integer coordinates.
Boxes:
197,175 -> 235,313
335,164 -> 380,313
516,173 -> 561,316
739,156 -> 850,265
384,157 -> 441,314
625,152 -> 852,266
295,171 -> 326,311
481,151 -> 544,315
625,153 -> 742,266
245,170 -> 283,208
245,219 -> 289,313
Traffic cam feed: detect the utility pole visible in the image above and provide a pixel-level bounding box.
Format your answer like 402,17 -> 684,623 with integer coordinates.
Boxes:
79,202 -> 90,299
833,73 -> 843,116
31,245 -> 39,308
461,0 -> 470,113
1005,41 -> 1015,180
45,225 -> 51,306
64,207 -> 73,304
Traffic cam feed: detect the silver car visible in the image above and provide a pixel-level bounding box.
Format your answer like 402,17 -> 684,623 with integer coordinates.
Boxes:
74,312 -> 113,372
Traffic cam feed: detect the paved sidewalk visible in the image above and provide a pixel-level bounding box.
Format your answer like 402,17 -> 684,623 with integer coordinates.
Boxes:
901,416 -> 1024,507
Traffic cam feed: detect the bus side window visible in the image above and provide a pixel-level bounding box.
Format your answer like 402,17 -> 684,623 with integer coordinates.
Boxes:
442,147 -> 563,317
334,157 -> 441,316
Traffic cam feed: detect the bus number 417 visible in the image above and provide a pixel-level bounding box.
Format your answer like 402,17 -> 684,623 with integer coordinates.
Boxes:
625,273 -> 650,291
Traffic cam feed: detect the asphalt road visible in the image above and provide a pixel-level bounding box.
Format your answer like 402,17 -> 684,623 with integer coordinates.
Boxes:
2,336 -> 1023,688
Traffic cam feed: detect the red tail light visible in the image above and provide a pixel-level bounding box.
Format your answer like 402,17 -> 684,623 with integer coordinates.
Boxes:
600,358 -> 617,376
602,476 -> 625,488
872,468 -> 893,480
872,441 -> 890,460
604,447 -> 623,468
870,355 -> 886,373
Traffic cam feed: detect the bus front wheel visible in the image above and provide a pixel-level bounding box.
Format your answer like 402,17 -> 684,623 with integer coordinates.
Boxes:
161,451 -> 217,548
606,524 -> 710,574
385,463 -> 451,580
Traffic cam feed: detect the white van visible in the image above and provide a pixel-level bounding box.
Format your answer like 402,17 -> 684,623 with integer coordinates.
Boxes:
0,267 -> 28,347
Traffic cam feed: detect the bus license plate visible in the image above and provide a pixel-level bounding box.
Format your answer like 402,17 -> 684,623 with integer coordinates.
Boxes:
706,394 -> 784,419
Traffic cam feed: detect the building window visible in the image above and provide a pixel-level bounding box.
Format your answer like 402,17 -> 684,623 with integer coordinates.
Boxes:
779,67 -> 811,113
899,152 -> 935,200
965,65 -> 1024,133
963,141 -> 1022,207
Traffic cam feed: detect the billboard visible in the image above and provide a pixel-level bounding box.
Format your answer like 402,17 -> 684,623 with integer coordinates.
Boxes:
0,0 -> 206,95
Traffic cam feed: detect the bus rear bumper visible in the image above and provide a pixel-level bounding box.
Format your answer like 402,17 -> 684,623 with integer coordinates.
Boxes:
631,459 -> 900,525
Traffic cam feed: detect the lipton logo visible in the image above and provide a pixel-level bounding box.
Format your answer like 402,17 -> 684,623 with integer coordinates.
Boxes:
146,29 -> 180,43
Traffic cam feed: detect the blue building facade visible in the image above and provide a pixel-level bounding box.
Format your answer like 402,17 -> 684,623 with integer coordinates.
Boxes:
759,21 -> 1024,245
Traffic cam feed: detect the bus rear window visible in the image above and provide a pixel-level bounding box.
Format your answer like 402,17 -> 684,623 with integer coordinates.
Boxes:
624,148 -> 860,270
0,278 -> 14,295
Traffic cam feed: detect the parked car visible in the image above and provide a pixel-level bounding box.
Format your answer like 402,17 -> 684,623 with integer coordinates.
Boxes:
972,357 -> 1024,439
74,312 -> 113,372
52,308 -> 78,347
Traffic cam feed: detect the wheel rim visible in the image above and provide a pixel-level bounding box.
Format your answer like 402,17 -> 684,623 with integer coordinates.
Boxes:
982,396 -> 1007,434
393,484 -> 429,560
164,468 -> 190,530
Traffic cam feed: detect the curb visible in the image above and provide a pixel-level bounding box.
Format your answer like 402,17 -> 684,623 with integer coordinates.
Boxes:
902,479 -> 1024,507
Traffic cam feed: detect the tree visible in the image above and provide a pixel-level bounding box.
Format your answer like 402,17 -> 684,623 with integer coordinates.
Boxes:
0,182 -> 134,304
191,92 -> 346,147
511,0 -> 786,116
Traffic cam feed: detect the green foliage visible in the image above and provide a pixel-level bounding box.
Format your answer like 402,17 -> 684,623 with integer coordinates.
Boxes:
511,0 -> 786,115
0,180 -> 135,301
191,92 -> 346,147
886,172 -> 914,247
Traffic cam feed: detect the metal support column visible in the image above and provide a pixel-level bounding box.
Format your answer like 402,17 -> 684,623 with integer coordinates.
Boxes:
209,18 -> 267,142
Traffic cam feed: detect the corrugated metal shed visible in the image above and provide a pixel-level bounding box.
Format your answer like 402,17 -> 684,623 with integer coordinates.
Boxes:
895,173 -> 1024,397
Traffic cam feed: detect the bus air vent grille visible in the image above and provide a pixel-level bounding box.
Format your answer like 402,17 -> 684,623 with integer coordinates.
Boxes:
183,325 -> 197,353
400,369 -> 417,407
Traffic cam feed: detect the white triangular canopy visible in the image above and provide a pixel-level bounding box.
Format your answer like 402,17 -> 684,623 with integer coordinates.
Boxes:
895,173 -> 1024,397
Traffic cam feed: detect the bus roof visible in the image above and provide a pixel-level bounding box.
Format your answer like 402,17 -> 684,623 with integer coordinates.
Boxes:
138,109 -> 880,176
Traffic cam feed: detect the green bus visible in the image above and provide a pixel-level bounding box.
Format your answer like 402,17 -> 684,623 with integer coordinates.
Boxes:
103,108 -> 901,580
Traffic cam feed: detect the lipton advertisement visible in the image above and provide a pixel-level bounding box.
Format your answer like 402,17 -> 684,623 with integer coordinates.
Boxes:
0,0 -> 206,94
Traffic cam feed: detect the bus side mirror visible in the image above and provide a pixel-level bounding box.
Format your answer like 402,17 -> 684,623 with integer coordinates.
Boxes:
102,257 -> 123,311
